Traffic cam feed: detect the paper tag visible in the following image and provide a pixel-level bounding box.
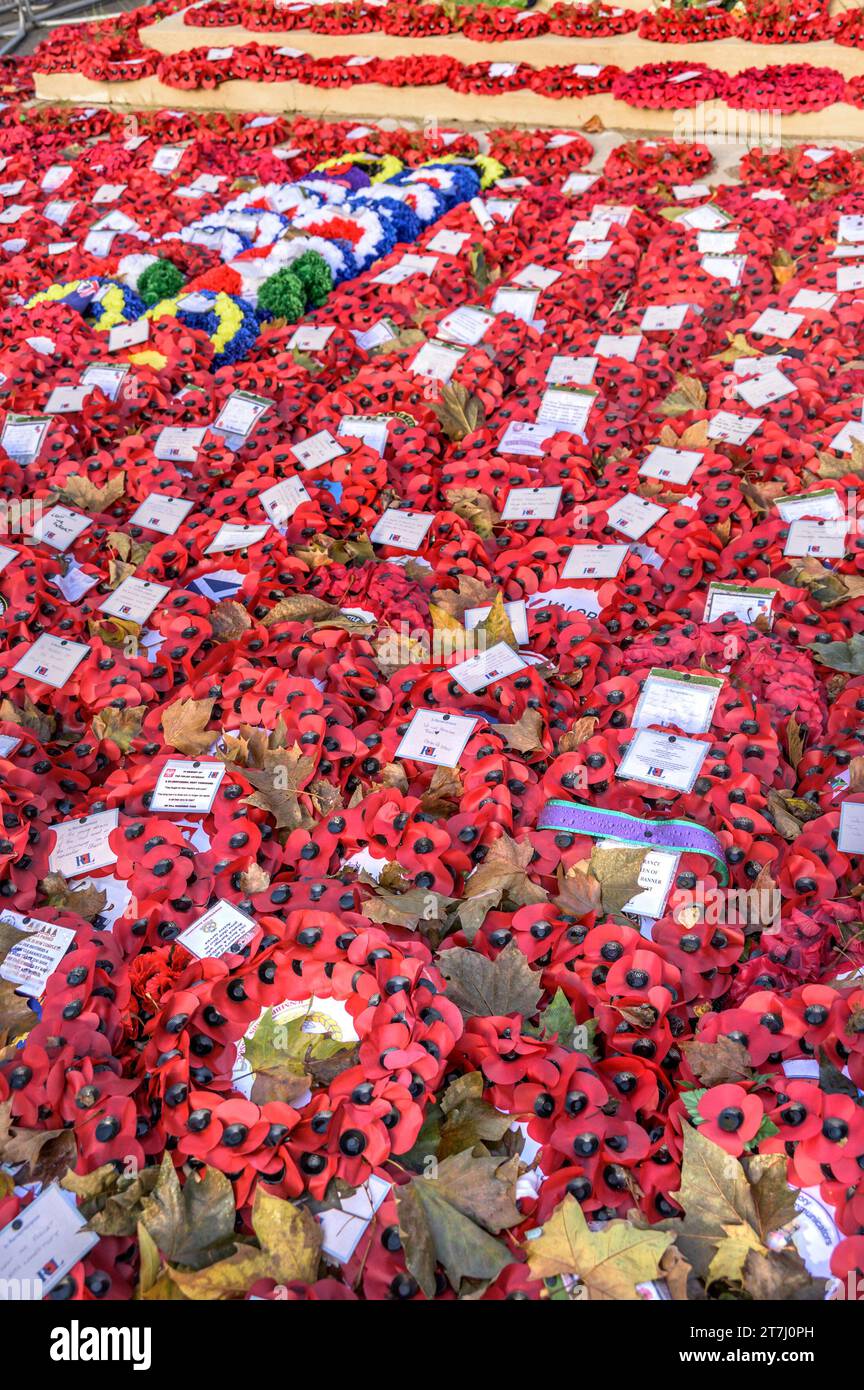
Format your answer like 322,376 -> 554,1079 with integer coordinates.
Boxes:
108,318 -> 150,353
641,304 -> 688,332
0,1184 -> 99,1298
594,841 -> 679,919
633,668 -> 723,735
639,446 -> 702,485
99,576 -> 169,623
750,309 -> 804,340
45,386 -> 91,415
776,489 -> 844,523
737,369 -> 796,409
213,391 -> 271,438
337,415 -> 389,456
154,426 -> 206,462
492,286 -> 539,324
13,634 -> 90,689
704,582 -> 775,627
177,899 -> 257,958
536,386 -> 596,436
448,641 -> 527,694
437,306 -> 494,347
839,801 -> 864,854
606,494 -> 666,541
410,340 -> 464,383
784,519 -> 848,558
259,476 -> 311,528
617,729 -> 709,793
1,414 -> 49,462
562,543 -> 628,580
151,759 -> 226,814
369,509 -> 434,551
701,254 -> 746,287
205,522 -> 269,554
595,334 -> 642,363
426,229 -> 470,255
151,145 -> 185,174
546,355 -> 597,387
291,429 -> 346,470
697,231 -> 739,256
31,506 -> 91,554
129,493 -> 194,535
501,486 -> 562,521
0,912 -> 76,997
80,363 -> 129,402
396,710 -> 478,767
496,421 -> 555,457
513,263 -> 560,291
837,263 -> 864,293
48,808 -> 118,877
707,411 -> 762,445
288,325 -> 335,353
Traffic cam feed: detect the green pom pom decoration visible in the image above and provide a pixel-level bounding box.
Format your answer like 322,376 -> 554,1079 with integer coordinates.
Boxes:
288,251 -> 333,309
257,268 -> 306,322
137,259 -> 185,307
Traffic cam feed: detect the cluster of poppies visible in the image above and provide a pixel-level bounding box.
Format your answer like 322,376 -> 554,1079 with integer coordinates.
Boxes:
27,0 -> 864,116
5,100 -> 864,1301
185,0 -> 843,46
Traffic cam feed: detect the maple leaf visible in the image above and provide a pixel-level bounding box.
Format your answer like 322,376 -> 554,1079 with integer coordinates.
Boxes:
469,244 -> 498,292
91,704 -> 145,753
743,1249 -> 825,1301
238,863 -> 270,896
0,982 -> 36,1059
658,375 -> 706,417
209,599 -> 252,641
169,1188 -> 321,1298
454,833 -> 547,939
439,939 -> 542,1019
559,716 -> 598,752
161,697 -> 216,756
51,472 -> 125,513
430,576 -> 497,624
261,595 -> 339,627
245,1007 -> 344,1106
681,1036 -> 754,1087
785,555 -> 857,609
785,713 -> 806,768
429,383 -> 486,441
589,843 -> 649,913
771,248 -> 797,285
140,1153 -> 236,1270
362,884 -> 454,931
476,591 -> 517,649
420,765 -> 464,817
653,1125 -> 799,1287
805,633 -> 864,674
62,1162 -> 161,1237
0,1099 -> 76,1183
395,1151 -> 521,1297
495,707 -> 545,754
438,1072 -> 512,1159
88,615 -> 141,650
242,743 -> 317,830
138,1222 -> 187,1301
0,694 -> 55,741
711,332 -> 762,363
445,487 -> 500,538
39,872 -> 107,922
554,860 -> 603,918
526,1196 -> 673,1299
106,531 -> 151,569
529,987 -> 579,1047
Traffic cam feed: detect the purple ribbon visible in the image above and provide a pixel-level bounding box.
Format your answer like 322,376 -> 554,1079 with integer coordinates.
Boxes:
537,800 -> 729,884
